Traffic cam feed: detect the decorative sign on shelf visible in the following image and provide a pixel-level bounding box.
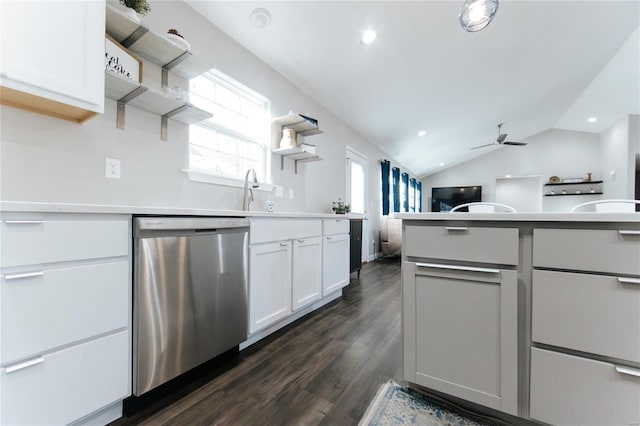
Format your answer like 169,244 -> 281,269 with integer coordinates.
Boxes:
105,34 -> 142,82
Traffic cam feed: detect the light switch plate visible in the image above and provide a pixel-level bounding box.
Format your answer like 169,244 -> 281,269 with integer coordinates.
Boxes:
275,185 -> 283,198
105,157 -> 121,179
288,188 -> 294,199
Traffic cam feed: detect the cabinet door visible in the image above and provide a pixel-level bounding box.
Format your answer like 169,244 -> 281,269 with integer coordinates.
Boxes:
0,0 -> 105,118
403,262 -> 518,415
292,237 -> 322,311
249,241 -> 292,334
322,234 -> 350,296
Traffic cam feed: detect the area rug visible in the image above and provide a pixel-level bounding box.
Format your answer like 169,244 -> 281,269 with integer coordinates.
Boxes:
359,380 -> 511,426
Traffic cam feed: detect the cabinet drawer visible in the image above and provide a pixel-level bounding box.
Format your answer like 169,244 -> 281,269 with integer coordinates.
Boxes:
1,261 -> 129,363
530,348 -> 640,426
1,331 -> 129,426
323,218 -> 349,235
404,225 -> 518,265
250,218 -> 321,244
532,270 -> 640,363
1,216 -> 129,267
533,228 -> 640,275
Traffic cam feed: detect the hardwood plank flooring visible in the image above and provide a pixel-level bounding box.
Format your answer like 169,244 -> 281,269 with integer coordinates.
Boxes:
118,258 -> 402,426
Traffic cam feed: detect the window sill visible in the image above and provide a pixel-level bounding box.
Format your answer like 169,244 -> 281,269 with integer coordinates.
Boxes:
183,169 -> 274,192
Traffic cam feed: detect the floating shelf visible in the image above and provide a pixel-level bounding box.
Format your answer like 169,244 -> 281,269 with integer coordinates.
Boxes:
543,180 -> 603,197
544,180 -> 603,186
105,3 -> 213,140
545,192 -> 603,197
272,114 -> 323,136
273,145 -> 321,174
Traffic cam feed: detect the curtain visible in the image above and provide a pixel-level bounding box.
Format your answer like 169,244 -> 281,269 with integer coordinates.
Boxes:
416,182 -> 423,212
401,172 -> 409,212
380,160 -> 390,215
392,167 -> 400,212
409,178 -> 416,212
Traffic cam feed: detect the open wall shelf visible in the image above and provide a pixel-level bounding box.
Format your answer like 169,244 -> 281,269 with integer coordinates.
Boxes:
543,180 -> 603,197
104,3 -> 213,140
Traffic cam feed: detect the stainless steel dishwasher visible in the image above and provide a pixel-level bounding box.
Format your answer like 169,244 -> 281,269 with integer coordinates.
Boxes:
132,216 -> 249,396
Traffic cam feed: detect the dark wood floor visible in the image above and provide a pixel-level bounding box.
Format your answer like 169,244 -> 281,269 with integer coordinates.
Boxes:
120,258 -> 402,425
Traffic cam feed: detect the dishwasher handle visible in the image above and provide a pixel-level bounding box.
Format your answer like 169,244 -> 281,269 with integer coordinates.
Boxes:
135,217 -> 249,232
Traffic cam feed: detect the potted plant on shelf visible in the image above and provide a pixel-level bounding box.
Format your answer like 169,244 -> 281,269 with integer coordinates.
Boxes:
107,0 -> 150,23
332,198 -> 351,215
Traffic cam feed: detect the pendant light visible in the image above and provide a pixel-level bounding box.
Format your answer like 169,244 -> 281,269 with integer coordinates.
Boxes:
459,0 -> 499,32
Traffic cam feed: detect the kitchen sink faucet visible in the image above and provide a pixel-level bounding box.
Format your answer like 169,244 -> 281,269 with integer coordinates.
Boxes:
242,168 -> 259,211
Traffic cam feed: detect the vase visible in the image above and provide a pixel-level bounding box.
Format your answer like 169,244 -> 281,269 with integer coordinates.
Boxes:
279,128 -> 296,149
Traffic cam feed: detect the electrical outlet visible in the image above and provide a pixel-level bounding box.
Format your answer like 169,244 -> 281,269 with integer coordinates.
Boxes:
275,185 -> 284,198
288,188 -> 294,199
105,157 -> 121,179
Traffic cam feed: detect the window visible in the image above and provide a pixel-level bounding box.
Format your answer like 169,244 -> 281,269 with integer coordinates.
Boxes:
188,69 -> 270,183
409,178 -> 416,212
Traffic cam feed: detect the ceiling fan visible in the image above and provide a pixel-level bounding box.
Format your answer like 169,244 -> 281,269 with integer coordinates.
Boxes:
470,124 -> 528,150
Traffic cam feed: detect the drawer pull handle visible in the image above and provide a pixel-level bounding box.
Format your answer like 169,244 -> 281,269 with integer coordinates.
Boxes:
326,236 -> 332,240
297,239 -> 305,243
4,220 -> 44,224
619,230 -> 640,236
615,365 -> 640,378
5,356 -> 45,374
445,227 -> 468,232
416,262 -> 500,274
4,271 -> 44,281
618,277 -> 640,285
279,242 -> 288,246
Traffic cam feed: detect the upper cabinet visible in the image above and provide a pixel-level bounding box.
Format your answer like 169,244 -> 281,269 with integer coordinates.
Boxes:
0,0 -> 105,122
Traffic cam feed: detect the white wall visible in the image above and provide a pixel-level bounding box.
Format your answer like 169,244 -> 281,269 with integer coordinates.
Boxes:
600,116 -> 631,198
0,1 -> 415,261
421,128 -> 602,212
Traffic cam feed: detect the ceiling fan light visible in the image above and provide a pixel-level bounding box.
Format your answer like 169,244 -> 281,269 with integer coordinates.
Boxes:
459,0 -> 499,32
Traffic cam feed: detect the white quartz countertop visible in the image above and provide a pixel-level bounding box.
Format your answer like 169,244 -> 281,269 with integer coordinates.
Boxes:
393,212 -> 640,222
0,201 -> 360,219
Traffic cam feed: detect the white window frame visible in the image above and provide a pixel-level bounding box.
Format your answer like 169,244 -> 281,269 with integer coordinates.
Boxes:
183,69 -> 272,190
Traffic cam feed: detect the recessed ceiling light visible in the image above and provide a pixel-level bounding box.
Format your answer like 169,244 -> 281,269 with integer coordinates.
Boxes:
361,30 -> 377,44
505,174 -> 512,178
418,130 -> 427,137
587,116 -> 597,123
439,162 -> 445,167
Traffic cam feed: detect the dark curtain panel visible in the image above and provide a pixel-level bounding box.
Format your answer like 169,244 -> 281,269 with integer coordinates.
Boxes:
392,167 -> 400,212
401,172 -> 409,212
380,160 -> 390,215
417,182 -> 423,212
409,178 -> 416,212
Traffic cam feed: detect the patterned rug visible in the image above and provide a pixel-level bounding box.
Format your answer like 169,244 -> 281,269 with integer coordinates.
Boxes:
359,380 -> 511,426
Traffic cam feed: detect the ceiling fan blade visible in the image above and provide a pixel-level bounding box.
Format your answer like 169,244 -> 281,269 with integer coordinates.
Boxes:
503,141 -> 527,146
470,142 -> 497,150
497,133 -> 507,143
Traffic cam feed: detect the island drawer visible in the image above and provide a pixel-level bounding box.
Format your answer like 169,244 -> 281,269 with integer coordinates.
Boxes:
530,348 -> 640,426
1,261 -> 129,364
1,215 -> 129,268
533,228 -> 640,275
404,225 -> 518,265
532,269 -> 640,363
1,331 -> 129,426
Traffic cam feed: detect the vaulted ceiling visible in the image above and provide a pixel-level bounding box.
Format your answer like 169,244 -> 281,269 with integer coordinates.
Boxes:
185,1 -> 640,177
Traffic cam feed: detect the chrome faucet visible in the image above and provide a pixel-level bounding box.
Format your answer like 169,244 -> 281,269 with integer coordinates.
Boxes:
242,168 -> 259,211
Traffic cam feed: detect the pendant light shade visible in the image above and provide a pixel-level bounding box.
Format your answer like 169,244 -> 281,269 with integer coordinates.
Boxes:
459,0 -> 499,32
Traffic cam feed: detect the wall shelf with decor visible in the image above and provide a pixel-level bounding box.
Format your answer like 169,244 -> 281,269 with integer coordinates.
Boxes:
104,2 -> 213,139
272,113 -> 324,137
543,180 -> 603,197
272,144 -> 322,174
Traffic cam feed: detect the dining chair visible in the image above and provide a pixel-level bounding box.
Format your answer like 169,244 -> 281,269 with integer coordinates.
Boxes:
450,202 -> 517,213
570,199 -> 640,213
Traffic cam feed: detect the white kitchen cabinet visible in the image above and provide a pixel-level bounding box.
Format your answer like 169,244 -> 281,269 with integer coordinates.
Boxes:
322,219 -> 350,296
249,241 -> 292,334
403,262 -> 518,415
0,0 -> 105,122
292,237 -> 322,311
0,213 -> 131,425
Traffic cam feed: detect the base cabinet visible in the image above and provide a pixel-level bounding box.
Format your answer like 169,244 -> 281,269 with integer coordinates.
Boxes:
530,348 -> 640,426
322,234 -> 350,295
292,237 -> 322,311
403,261 -> 518,415
249,241 -> 292,334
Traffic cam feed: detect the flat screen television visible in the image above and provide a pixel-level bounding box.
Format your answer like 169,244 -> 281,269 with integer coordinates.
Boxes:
431,186 -> 482,212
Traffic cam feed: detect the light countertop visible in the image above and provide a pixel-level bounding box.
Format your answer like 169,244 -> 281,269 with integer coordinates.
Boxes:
0,201 -> 360,219
393,212 -> 640,223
